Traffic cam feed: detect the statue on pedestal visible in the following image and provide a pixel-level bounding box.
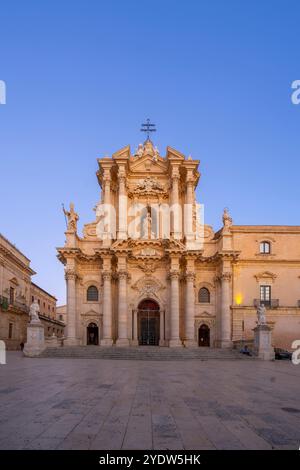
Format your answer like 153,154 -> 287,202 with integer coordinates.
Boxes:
257,304 -> 267,325
222,207 -> 232,230
29,300 -> 41,323
63,202 -> 79,232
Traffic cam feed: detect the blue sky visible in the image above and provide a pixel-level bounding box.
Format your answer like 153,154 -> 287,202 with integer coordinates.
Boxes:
0,0 -> 299,304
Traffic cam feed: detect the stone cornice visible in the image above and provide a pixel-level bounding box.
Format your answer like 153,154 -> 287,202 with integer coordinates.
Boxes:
235,259 -> 300,265
57,247 -> 81,265
230,225 -> 300,234
0,245 -> 36,276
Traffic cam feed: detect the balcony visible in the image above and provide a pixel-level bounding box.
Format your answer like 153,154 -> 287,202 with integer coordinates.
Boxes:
253,299 -> 279,308
0,295 -> 9,311
13,300 -> 30,313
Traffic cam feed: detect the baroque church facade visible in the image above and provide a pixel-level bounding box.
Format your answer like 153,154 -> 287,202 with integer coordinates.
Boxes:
57,138 -> 300,349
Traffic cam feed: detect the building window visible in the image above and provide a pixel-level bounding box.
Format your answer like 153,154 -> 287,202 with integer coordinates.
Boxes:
199,287 -> 210,303
87,285 -> 99,302
59,314 -> 63,321
8,323 -> 13,339
38,299 -> 40,305
260,285 -> 271,306
9,287 -> 15,305
31,296 -> 34,302
260,241 -> 271,254
48,305 -> 50,311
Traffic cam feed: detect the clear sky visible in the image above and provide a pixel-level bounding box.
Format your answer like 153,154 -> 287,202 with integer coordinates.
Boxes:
0,0 -> 299,304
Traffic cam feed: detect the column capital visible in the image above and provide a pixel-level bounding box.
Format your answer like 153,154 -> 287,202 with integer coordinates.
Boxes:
117,270 -> 129,281
64,269 -> 77,281
102,271 -> 112,281
215,272 -> 232,283
185,272 -> 195,282
169,269 -> 180,280
220,272 -> 232,282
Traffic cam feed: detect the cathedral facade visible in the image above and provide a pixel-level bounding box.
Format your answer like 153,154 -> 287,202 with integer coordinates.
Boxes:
57,139 -> 300,350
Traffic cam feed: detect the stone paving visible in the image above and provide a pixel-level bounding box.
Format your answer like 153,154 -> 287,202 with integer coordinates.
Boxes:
0,352 -> 299,450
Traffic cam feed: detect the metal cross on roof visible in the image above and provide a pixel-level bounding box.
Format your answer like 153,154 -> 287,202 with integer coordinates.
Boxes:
140,118 -> 156,141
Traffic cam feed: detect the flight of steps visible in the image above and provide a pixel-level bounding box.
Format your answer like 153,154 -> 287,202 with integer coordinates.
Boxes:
39,346 -> 253,361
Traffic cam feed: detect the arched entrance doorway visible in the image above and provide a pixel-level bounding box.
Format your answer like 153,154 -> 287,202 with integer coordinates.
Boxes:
87,322 -> 99,345
138,299 -> 160,346
198,324 -> 210,347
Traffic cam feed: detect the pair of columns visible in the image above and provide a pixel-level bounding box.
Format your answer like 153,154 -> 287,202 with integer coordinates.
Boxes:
170,266 -> 233,348
169,269 -> 197,348
102,167 -> 127,243
101,269 -> 129,346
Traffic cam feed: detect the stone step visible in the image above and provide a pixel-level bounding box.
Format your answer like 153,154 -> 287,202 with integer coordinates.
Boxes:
39,346 -> 253,361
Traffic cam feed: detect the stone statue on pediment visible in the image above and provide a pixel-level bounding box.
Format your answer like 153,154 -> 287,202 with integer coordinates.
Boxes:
64,202 -> 79,232
222,207 -> 232,230
135,143 -> 144,158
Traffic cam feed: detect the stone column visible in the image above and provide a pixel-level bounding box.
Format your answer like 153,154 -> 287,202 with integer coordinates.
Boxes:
103,169 -> 113,246
159,308 -> 165,346
220,273 -> 233,348
185,272 -> 197,347
169,270 -> 182,347
64,269 -> 79,345
171,171 -> 182,239
101,271 -> 113,346
116,270 -> 129,346
132,309 -> 138,346
185,178 -> 194,246
117,173 -> 127,239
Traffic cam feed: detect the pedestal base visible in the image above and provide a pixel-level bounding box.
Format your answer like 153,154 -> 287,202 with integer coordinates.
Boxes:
253,324 -> 275,361
23,322 -> 45,357
116,338 -> 130,347
101,338 -> 113,347
169,339 -> 183,348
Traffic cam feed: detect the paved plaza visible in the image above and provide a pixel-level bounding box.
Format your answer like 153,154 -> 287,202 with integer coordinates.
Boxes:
0,352 -> 299,450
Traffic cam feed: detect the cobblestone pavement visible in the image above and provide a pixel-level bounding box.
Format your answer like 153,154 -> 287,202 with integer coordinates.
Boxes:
0,352 -> 299,450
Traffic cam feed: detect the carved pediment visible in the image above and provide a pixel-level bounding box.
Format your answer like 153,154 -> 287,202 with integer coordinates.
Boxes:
195,311 -> 216,318
254,271 -> 277,282
81,309 -> 100,316
128,176 -> 168,198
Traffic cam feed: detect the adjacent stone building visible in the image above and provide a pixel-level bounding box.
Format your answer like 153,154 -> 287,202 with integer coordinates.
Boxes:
0,234 -> 64,349
30,283 -> 64,338
57,139 -> 300,350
